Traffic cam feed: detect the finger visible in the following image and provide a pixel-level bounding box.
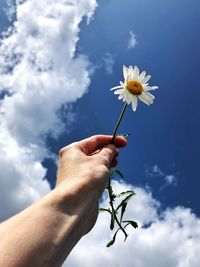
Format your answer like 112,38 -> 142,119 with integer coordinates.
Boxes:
88,149 -> 100,156
98,144 -> 117,167
111,136 -> 127,148
77,135 -> 127,155
110,158 -> 118,168
114,149 -> 119,158
90,148 -> 119,157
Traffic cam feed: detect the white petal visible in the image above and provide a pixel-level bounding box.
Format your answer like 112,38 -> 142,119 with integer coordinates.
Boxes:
138,94 -> 149,105
144,85 -> 159,91
110,85 -> 123,91
123,94 -> 129,103
126,70 -> 131,82
142,75 -> 151,83
123,65 -> 128,80
133,66 -> 140,80
114,89 -> 124,95
126,94 -> 132,105
118,94 -> 125,100
122,91 -> 131,104
139,92 -> 155,105
118,91 -> 126,99
131,96 -> 138,111
127,66 -> 133,80
139,71 -> 146,81
146,92 -> 155,101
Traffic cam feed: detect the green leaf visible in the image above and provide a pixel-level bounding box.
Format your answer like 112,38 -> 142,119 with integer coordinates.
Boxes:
106,239 -> 115,248
99,208 -> 112,215
109,169 -> 116,178
113,169 -> 124,178
116,192 -> 135,212
116,190 -> 135,198
109,169 -> 124,178
123,220 -> 138,229
106,228 -> 120,247
108,184 -> 113,196
120,202 -> 127,222
107,184 -> 116,201
110,213 -> 115,230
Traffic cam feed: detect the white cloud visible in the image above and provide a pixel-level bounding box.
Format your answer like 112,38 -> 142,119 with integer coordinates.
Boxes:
0,0 -> 97,146
127,30 -> 137,49
4,0 -> 16,21
145,164 -> 164,177
0,0 -> 97,220
165,174 -> 177,186
0,127 -> 50,220
103,52 -> 114,74
146,164 -> 177,188
66,180 -> 200,267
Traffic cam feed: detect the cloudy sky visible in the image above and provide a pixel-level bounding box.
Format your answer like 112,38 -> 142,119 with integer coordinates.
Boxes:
0,0 -> 200,266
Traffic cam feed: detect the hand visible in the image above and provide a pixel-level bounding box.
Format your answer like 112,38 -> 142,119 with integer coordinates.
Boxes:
56,135 -> 127,235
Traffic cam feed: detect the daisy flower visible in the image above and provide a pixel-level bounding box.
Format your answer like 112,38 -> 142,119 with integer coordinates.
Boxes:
105,66 -> 159,247
111,65 -> 158,111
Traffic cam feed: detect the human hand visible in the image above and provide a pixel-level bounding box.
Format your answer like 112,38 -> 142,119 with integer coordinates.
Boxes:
56,135 -> 127,235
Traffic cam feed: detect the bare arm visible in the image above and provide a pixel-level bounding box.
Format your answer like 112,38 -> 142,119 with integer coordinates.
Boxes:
0,135 -> 127,267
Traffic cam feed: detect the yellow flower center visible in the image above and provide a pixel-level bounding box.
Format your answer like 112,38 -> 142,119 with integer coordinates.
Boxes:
126,80 -> 143,95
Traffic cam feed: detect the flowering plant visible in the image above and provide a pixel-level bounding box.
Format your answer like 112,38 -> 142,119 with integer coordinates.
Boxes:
100,65 -> 158,247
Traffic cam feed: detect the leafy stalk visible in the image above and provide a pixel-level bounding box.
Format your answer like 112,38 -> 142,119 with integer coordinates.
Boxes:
103,170 -> 137,247
107,172 -> 128,240
99,103 -> 138,247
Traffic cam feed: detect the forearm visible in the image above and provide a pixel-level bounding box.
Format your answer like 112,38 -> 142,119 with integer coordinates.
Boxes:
0,135 -> 126,267
0,183 -> 93,267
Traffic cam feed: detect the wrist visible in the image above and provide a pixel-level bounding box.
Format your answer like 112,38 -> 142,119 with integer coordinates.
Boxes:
46,179 -> 96,235
35,188 -> 85,263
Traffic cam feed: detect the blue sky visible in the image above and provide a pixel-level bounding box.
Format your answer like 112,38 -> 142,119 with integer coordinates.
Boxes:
48,0 -> 200,213
0,0 -> 200,266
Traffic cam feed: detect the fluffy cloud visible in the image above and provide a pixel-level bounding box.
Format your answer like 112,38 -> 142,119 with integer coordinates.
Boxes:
127,30 -> 137,49
66,180 -> 200,267
0,0 -> 97,145
0,0 -> 97,220
0,127 -> 50,220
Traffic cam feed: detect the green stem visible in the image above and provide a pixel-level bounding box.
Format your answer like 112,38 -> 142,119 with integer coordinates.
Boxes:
111,103 -> 128,144
108,174 -> 128,240
107,103 -> 129,241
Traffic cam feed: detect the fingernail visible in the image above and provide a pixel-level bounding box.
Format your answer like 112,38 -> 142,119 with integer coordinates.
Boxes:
117,133 -> 131,139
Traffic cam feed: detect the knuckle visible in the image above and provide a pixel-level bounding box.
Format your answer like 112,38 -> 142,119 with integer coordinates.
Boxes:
79,142 -> 89,154
100,155 -> 110,166
109,144 -> 117,153
59,147 -> 66,158
96,164 -> 109,177
69,142 -> 79,149
79,163 -> 109,195
59,142 -> 78,158
93,135 -> 101,144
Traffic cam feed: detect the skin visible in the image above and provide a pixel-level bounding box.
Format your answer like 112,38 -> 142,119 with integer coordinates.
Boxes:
0,135 -> 127,267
